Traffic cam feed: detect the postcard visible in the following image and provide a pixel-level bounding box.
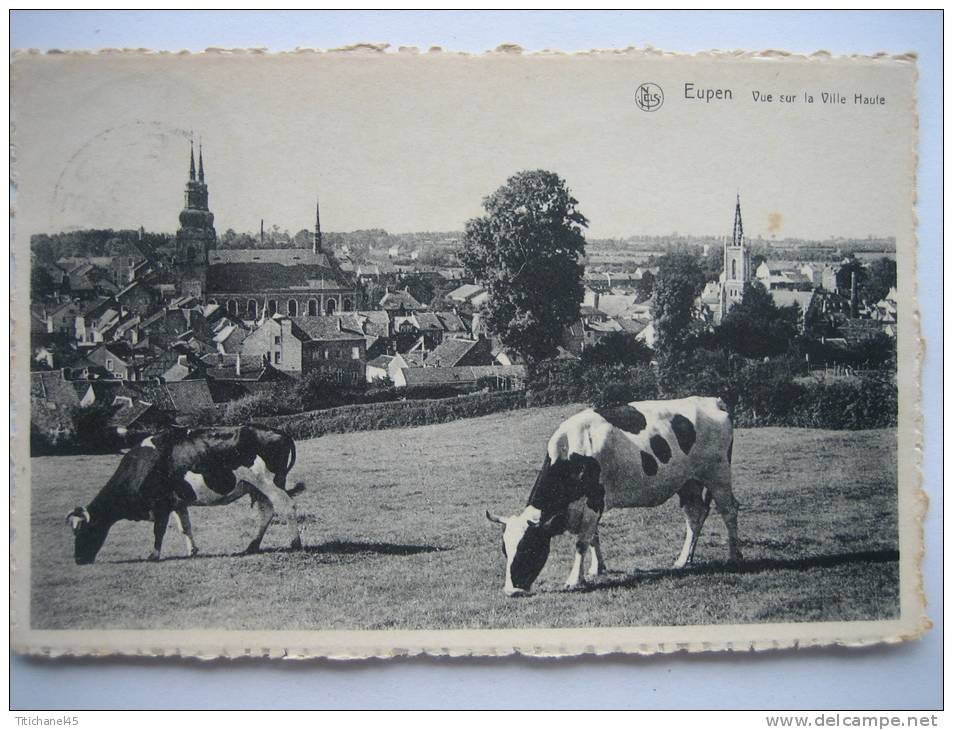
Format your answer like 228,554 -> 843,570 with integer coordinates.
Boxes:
11,48 -> 926,658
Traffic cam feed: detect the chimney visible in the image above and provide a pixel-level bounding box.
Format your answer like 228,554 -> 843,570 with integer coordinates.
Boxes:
260,219 -> 265,248
850,271 -> 858,318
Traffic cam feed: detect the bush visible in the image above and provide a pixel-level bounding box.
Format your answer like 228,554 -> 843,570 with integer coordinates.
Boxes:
259,390 -> 527,440
222,392 -> 290,424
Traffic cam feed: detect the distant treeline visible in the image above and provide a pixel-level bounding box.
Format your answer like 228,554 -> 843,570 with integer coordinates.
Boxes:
31,229 -> 173,265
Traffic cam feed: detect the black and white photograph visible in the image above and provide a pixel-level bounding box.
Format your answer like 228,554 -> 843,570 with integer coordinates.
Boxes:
11,46 -> 924,659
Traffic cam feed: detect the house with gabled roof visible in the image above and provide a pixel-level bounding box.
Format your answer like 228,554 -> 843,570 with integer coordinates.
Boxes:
86,342 -> 150,381
424,337 -> 494,368
240,315 -> 366,384
379,288 -> 426,314
115,278 -> 160,317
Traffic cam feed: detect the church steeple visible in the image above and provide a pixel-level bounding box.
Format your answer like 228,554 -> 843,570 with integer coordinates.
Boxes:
177,140 -> 215,268
720,192 -> 751,321
732,191 -> 744,248
313,196 -> 322,255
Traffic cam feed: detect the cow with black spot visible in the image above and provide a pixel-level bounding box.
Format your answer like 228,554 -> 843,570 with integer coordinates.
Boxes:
487,397 -> 741,596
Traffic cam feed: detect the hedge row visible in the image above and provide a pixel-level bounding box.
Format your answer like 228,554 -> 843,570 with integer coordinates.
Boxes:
257,390 -> 527,440
31,365 -> 897,455
254,369 -> 896,440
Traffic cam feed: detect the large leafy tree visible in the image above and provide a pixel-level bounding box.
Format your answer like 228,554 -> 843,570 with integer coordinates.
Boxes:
461,170 -> 588,369
652,252 -> 707,375
860,257 -> 897,304
716,281 -> 799,359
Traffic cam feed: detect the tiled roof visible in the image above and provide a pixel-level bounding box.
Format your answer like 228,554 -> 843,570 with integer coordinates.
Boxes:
165,380 -> 216,412
769,290 -> 816,312
30,370 -> 81,406
108,400 -> 154,428
838,318 -> 885,345
203,353 -> 272,381
401,351 -> 427,368
207,248 -> 334,267
206,263 -> 350,294
436,311 -> 467,333
162,362 -> 205,383
290,316 -> 366,342
413,312 -> 443,330
380,290 -> 425,311
425,338 -> 482,368
594,294 -> 639,319
447,283 -> 483,301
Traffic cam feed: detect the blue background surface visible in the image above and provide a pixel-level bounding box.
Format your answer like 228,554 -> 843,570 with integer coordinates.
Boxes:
10,10 -> 942,710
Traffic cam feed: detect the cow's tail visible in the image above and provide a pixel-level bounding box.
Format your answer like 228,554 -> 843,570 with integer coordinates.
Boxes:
284,437 -> 306,497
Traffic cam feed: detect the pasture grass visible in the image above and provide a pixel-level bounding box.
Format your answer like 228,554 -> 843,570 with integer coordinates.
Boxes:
30,405 -> 899,630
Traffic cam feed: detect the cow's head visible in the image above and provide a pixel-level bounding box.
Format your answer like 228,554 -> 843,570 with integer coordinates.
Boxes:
486,508 -> 563,596
65,507 -> 107,565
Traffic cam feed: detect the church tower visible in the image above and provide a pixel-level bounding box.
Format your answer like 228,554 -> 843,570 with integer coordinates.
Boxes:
175,140 -> 216,266
720,193 -> 751,319
313,196 -> 322,255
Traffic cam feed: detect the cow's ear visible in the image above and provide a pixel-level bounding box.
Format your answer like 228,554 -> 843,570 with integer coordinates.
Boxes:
65,507 -> 89,531
485,510 -> 506,526
540,512 -> 567,536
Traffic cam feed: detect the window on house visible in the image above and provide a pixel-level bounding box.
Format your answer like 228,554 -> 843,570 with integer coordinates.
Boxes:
265,352 -> 271,362
308,299 -> 318,316
352,347 -> 360,360
287,300 -> 298,317
269,299 -> 278,314
106,358 -> 113,371
274,336 -> 281,345
275,351 -> 281,364
324,349 -> 329,360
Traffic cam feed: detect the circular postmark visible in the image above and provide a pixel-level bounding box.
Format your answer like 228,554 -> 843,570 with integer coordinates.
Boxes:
635,82 -> 664,112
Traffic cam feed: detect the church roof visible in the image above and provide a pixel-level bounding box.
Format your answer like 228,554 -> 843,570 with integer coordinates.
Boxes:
207,249 -> 334,267
205,262 -> 350,293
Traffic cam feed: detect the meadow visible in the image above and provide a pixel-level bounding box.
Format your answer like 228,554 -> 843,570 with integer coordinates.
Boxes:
31,404 -> 899,630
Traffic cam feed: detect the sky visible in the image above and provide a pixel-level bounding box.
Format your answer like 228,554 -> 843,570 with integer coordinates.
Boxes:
13,49 -> 915,244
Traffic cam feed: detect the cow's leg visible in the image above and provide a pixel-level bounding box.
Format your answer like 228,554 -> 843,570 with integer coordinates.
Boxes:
173,507 -> 199,557
706,465 -> 743,563
245,491 -> 275,554
237,457 -> 303,550
586,531 -> 606,578
149,509 -> 171,561
564,509 -> 602,590
674,480 -> 712,569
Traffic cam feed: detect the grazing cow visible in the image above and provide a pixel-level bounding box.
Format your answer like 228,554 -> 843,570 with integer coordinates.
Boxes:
66,425 -> 304,564
486,397 -> 741,596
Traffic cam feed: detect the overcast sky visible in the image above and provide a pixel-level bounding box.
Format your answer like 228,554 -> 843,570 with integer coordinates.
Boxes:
13,51 -> 915,243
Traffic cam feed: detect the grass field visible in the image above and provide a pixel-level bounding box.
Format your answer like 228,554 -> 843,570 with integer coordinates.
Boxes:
30,404 -> 899,630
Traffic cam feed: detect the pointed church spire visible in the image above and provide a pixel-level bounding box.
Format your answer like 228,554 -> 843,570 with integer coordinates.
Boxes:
198,140 -> 205,183
313,196 -> 322,255
189,140 -> 196,181
732,191 -> 744,247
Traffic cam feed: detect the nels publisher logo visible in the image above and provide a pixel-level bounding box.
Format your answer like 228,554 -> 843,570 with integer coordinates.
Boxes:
635,82 -> 664,112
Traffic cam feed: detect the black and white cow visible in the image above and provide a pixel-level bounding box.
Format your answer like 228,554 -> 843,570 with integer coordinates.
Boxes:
66,425 -> 304,564
486,397 -> 741,596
